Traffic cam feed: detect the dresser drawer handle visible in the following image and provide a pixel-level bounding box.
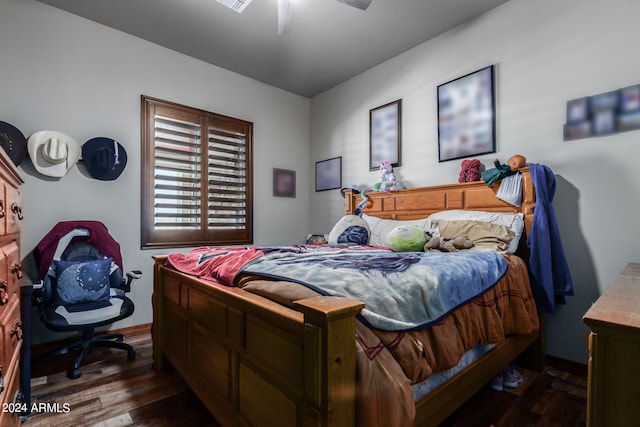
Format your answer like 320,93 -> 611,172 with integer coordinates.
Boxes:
11,263 -> 23,280
0,200 -> 4,219
0,282 -> 8,305
10,203 -> 23,220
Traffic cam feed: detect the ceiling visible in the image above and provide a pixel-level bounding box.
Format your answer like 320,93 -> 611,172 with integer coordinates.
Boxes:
36,0 -> 510,98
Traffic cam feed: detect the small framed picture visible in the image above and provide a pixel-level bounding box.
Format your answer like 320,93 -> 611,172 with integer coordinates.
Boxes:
619,85 -> 640,112
617,111 -> 640,131
564,121 -> 592,141
590,90 -> 618,112
593,110 -> 616,135
370,100 -> 401,170
315,156 -> 342,192
566,97 -> 590,123
273,168 -> 296,198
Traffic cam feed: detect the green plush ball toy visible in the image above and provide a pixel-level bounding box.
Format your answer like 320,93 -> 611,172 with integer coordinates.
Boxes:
386,224 -> 427,252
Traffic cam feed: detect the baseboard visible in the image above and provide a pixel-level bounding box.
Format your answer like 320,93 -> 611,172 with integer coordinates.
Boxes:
31,323 -> 152,358
545,354 -> 588,378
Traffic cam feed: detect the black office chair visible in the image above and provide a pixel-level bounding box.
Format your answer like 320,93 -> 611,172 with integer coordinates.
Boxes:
31,222 -> 142,379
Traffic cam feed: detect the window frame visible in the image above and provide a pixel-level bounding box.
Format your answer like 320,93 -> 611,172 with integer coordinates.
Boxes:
140,96 -> 253,249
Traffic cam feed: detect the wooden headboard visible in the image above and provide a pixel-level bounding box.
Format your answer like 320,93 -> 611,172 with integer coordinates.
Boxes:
345,167 -> 535,235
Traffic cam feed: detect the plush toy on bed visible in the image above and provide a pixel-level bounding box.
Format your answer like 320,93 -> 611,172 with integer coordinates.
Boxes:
424,234 -> 475,252
481,154 -> 527,186
328,214 -> 370,246
386,224 -> 427,252
458,159 -> 482,183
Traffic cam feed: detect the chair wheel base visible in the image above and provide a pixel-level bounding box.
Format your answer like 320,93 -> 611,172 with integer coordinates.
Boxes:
68,368 -> 82,379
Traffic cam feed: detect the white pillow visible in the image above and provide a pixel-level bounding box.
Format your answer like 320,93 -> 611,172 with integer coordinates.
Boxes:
362,213 -> 431,246
425,210 -> 525,254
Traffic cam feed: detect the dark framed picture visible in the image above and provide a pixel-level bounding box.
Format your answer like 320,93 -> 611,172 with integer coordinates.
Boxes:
617,111 -> 640,131
590,90 -> 618,111
619,85 -> 640,112
315,156 -> 342,192
437,65 -> 496,162
370,99 -> 401,170
564,121 -> 592,140
273,168 -> 296,198
566,97 -> 590,123
593,110 -> 616,135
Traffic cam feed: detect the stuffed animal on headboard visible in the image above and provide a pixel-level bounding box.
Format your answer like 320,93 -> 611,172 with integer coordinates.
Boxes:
369,160 -> 406,193
458,159 -> 482,183
481,154 -> 527,186
355,161 -> 407,214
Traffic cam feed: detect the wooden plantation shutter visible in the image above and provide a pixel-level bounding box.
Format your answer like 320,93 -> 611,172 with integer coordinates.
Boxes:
141,96 -> 253,248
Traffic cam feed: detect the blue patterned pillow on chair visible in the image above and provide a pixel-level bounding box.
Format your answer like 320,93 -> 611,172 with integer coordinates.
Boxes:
54,258 -> 112,310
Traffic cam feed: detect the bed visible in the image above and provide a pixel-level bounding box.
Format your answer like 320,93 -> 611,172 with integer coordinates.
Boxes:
151,167 -> 543,427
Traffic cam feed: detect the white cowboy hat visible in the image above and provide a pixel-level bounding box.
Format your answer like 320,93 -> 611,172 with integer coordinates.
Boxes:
27,131 -> 81,177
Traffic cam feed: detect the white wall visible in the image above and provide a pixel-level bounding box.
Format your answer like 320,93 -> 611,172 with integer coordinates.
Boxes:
1,0 -> 310,343
310,0 -> 640,363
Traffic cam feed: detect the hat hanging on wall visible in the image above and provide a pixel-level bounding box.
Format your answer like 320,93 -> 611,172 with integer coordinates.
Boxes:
27,130 -> 81,177
0,121 -> 28,166
82,137 -> 127,181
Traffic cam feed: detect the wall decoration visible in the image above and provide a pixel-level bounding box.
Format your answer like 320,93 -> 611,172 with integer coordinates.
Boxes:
370,99 -> 401,170
564,84 -> 640,140
273,168 -> 296,198
437,65 -> 496,162
315,156 -> 342,192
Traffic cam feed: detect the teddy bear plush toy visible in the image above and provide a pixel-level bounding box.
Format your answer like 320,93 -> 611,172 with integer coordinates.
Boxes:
424,234 -> 475,252
458,159 -> 481,183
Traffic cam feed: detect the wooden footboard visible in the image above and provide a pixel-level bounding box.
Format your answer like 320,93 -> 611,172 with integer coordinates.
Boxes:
152,255 -> 364,427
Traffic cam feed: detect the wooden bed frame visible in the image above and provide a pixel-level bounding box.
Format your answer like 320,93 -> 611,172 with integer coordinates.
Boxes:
152,167 -> 543,427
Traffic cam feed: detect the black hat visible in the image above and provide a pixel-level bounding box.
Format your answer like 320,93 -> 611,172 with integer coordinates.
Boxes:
340,184 -> 361,198
82,137 -> 128,181
0,121 -> 28,166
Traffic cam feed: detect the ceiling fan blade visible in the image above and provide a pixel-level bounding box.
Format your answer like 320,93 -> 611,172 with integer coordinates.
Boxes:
336,0 -> 372,11
278,0 -> 294,34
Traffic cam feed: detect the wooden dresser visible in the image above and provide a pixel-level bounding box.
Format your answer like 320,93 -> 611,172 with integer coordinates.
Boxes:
583,262 -> 640,427
0,149 -> 24,427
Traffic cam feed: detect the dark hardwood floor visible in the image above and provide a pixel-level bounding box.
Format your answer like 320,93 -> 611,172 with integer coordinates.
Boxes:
23,328 -> 586,427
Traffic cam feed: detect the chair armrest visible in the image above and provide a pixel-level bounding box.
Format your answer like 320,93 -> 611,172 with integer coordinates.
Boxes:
126,270 -> 143,280
123,270 -> 143,292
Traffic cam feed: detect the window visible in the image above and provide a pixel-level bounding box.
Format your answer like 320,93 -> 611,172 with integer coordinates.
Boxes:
141,96 -> 253,249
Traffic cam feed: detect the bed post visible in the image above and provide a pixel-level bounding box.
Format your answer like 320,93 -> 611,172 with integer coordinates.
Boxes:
151,255 -> 169,371
294,297 -> 365,427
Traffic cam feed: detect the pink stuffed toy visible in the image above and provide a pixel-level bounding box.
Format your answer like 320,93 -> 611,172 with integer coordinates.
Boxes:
458,159 -> 481,183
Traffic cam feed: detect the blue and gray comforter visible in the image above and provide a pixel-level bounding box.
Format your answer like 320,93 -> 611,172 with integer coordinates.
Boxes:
241,247 -> 507,331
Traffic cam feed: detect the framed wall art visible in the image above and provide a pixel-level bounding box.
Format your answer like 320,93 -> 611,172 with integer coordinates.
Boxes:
315,156 -> 342,192
273,168 -> 296,198
370,99 -> 401,170
437,65 -> 496,162
564,83 -> 640,140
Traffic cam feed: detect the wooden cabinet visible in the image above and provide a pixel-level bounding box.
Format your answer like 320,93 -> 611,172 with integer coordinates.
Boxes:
583,262 -> 640,427
0,149 -> 24,427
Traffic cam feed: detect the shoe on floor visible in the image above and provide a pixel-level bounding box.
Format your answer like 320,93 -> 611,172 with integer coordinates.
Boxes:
490,372 -> 503,391
502,367 -> 523,388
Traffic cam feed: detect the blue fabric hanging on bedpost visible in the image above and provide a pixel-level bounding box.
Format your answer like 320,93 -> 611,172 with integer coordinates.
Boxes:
527,163 -> 574,313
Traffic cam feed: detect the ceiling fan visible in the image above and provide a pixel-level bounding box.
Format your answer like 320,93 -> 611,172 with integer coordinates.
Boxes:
216,0 -> 373,34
